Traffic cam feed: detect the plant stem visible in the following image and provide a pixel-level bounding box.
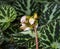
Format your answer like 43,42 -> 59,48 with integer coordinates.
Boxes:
34,28 -> 38,49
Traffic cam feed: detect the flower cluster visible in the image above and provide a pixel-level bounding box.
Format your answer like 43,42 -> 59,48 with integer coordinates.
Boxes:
20,13 -> 38,31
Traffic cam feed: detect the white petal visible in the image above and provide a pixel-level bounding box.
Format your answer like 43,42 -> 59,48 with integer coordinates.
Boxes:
21,23 -> 26,26
20,16 -> 26,23
24,27 -> 30,31
29,18 -> 35,25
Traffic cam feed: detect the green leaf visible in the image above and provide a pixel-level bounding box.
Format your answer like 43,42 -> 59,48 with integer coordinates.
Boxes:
38,2 -> 60,49
39,2 -> 60,25
0,5 -> 17,31
13,0 -> 37,16
39,20 -> 60,49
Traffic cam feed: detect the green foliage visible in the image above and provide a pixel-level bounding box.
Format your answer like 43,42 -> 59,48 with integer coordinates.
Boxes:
35,0 -> 60,3
0,0 -> 7,5
39,2 -> 60,49
0,5 -> 17,31
39,2 -> 60,26
11,2 -> 60,49
0,0 -> 60,49
0,29 -> 4,44
39,20 -> 60,49
13,0 -> 38,16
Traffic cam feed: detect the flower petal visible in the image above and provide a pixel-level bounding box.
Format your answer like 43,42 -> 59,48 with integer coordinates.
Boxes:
29,17 -> 35,25
20,26 -> 25,30
20,16 -> 26,23
24,27 -> 30,31
21,23 -> 26,26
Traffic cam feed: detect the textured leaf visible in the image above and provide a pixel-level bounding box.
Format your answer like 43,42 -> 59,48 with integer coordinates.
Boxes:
39,2 -> 60,26
13,0 -> 37,16
0,29 -> 4,45
0,5 -> 17,31
0,0 -> 7,5
39,20 -> 60,49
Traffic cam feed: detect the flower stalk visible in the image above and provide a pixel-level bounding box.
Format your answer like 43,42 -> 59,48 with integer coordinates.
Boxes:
34,27 -> 38,49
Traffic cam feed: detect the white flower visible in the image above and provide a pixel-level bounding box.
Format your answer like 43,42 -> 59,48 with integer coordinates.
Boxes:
29,17 -> 35,25
20,16 -> 26,23
20,15 -> 38,31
